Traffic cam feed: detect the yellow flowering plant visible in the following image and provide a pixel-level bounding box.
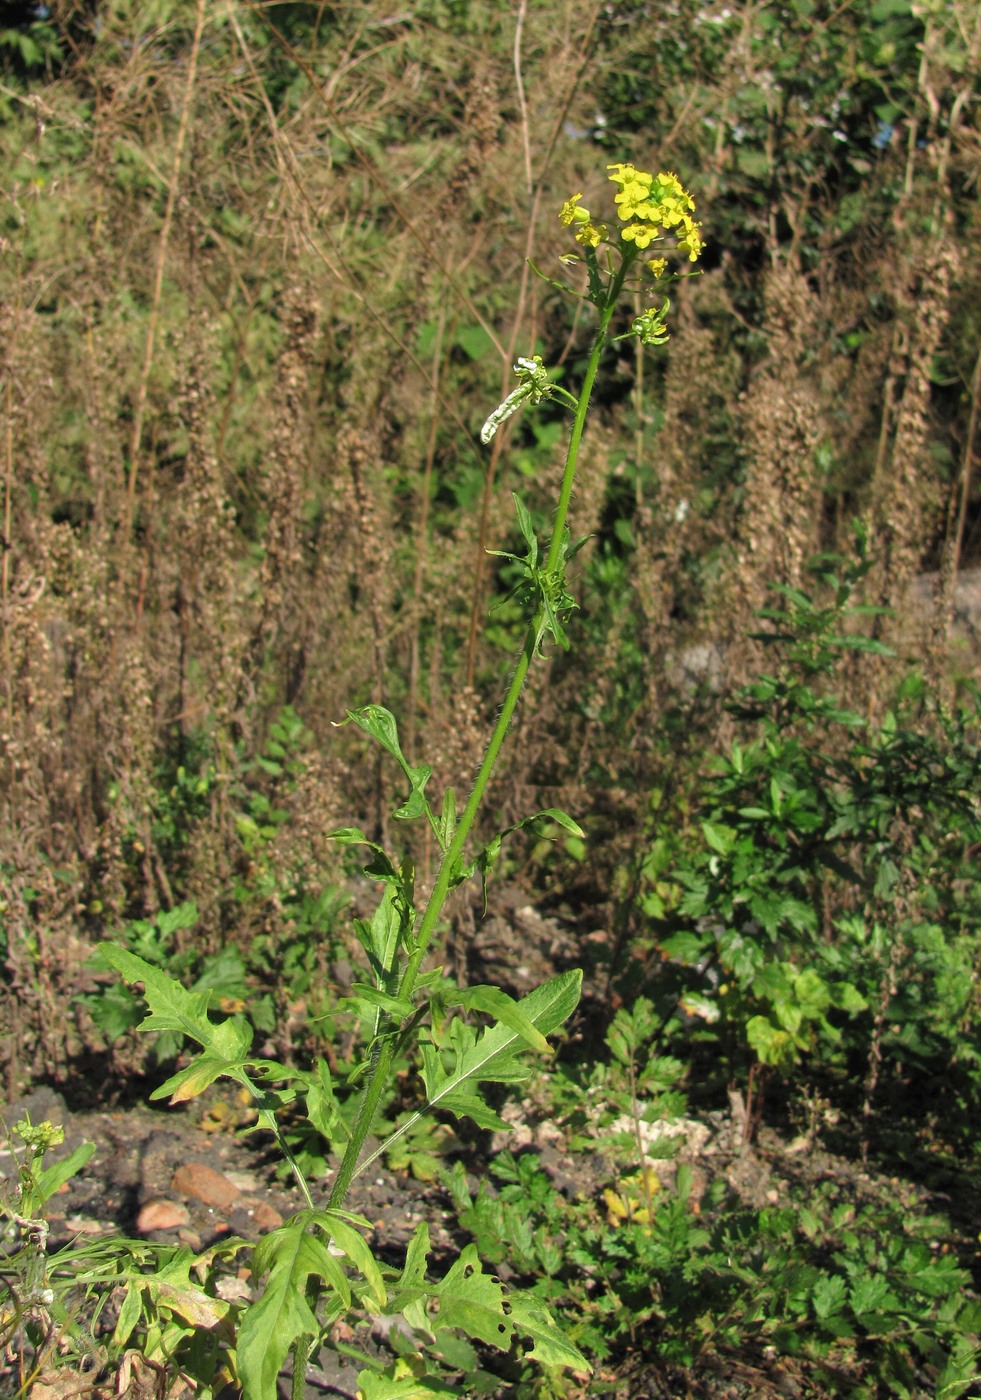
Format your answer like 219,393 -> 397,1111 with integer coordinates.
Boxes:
559,165 -> 702,261
100,162 -> 705,1400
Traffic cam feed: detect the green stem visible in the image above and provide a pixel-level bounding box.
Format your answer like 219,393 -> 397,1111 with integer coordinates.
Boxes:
291,255 -> 634,1400
327,256 -> 632,1214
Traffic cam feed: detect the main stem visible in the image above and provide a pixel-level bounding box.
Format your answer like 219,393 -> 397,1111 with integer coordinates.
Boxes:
327,260 -> 629,1213
293,262 -> 630,1398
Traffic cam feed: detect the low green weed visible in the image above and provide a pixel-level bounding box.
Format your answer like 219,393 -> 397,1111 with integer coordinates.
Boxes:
80,882 -> 353,1066
79,901 -> 247,1061
0,1116 -> 98,1391
448,1088 -> 980,1395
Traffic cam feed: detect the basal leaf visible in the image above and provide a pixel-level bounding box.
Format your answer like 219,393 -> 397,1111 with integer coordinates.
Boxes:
239,1219 -> 352,1400
357,1369 -> 453,1398
371,972 -> 580,1171
141,1248 -> 231,1331
99,944 -> 211,1038
386,1223 -> 436,1329
435,1088 -> 508,1131
422,971 -> 580,1110
305,1059 -> 341,1140
150,1052 -> 241,1105
308,1209 -> 387,1309
746,1014 -> 796,1066
150,1278 -> 231,1330
402,1222 -> 431,1292
678,992 -> 720,1024
659,930 -> 709,964
111,1283 -> 143,1349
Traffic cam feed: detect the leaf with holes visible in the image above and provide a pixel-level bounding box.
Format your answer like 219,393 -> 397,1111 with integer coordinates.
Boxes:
509,1292 -> 591,1372
433,1246 -> 513,1350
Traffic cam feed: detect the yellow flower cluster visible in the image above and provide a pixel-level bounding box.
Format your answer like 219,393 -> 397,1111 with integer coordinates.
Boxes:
607,163 -> 703,262
558,166 -> 703,267
558,192 -> 608,249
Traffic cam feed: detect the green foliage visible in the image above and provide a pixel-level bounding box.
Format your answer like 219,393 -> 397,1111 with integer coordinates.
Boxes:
487,494 -> 590,655
81,184 -> 700,1392
0,14 -> 63,78
97,942 -> 586,1394
79,901 -> 249,1060
449,1087 -> 980,1395
561,1172 -> 979,1394
81,706 -> 355,1058
80,901 -> 241,1058
594,0 -> 928,258
647,536 -> 981,1125
0,1116 -> 97,1377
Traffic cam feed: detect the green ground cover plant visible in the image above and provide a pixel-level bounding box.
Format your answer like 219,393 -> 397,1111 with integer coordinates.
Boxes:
446,1003 -> 981,1397
451,1144 -> 980,1398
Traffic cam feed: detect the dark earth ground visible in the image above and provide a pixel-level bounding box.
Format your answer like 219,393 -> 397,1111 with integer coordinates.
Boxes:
3,893 -> 980,1399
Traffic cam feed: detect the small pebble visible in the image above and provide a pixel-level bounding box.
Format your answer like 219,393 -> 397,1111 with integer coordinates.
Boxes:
137,1199 -> 191,1233
171,1162 -> 241,1211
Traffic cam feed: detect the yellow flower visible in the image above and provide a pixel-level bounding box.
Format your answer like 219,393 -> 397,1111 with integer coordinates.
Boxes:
603,1167 -> 661,1228
614,185 -> 654,221
576,220 -> 607,247
560,193 -> 608,248
678,214 -> 704,262
655,171 -> 694,208
608,163 -> 703,261
564,166 -> 703,264
621,221 -> 657,249
607,161 -> 650,191
609,164 -> 652,219
560,192 -> 590,227
647,257 -> 667,278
